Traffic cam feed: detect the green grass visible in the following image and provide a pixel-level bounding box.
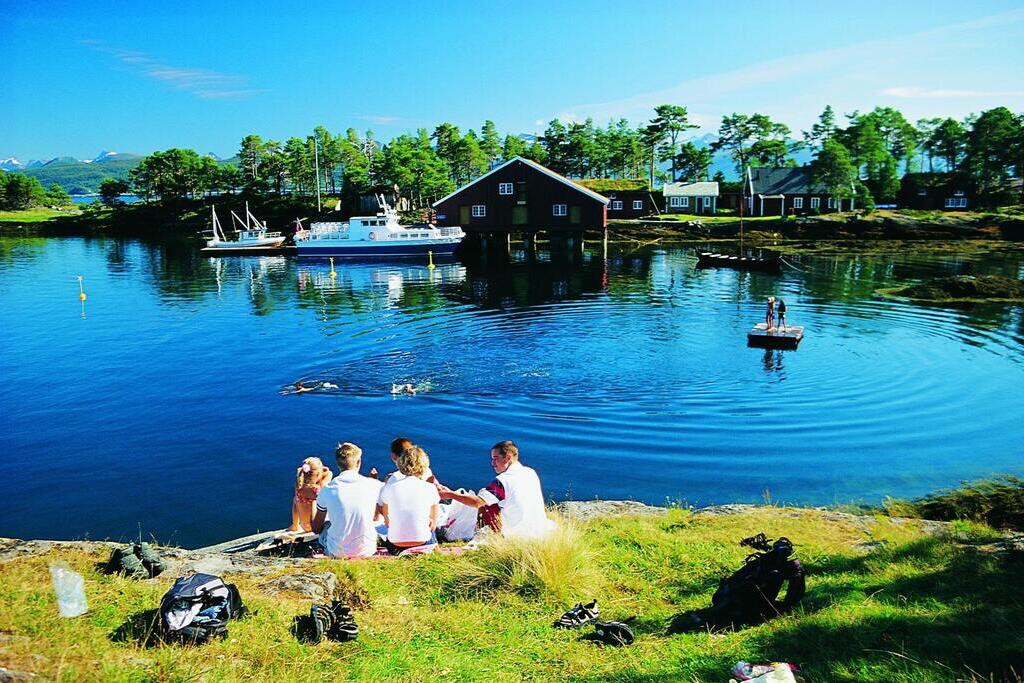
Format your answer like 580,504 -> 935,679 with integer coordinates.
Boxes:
2,506 -> 1022,681
0,206 -> 82,224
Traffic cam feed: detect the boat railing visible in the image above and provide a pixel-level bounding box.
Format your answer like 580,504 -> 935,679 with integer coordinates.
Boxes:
438,226 -> 463,237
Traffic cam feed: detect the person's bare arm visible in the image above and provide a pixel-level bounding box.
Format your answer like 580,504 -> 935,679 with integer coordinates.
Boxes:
311,507 -> 327,534
435,483 -> 486,508
380,503 -> 391,527
429,504 -> 439,531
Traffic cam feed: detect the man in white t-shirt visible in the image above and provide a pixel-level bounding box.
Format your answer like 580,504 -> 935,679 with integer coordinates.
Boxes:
435,440 -> 555,540
312,442 -> 384,558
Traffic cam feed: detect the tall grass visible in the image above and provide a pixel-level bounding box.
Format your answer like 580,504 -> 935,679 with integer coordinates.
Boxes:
884,475 -> 1024,529
444,520 -> 602,601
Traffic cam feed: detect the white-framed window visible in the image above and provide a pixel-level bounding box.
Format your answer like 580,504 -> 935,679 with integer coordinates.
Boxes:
472,204 -> 486,217
669,196 -> 683,208
953,190 -> 965,197
810,197 -> 820,209
945,197 -> 968,208
827,197 -> 835,209
611,200 -> 623,210
632,200 -> 643,210
498,182 -> 513,195
703,196 -> 711,208
552,203 -> 567,216
680,196 -> 690,208
793,197 -> 804,209
917,189 -> 928,196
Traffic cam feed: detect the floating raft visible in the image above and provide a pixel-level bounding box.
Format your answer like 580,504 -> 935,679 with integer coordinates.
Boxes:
200,245 -> 296,257
697,251 -> 781,273
747,323 -> 804,349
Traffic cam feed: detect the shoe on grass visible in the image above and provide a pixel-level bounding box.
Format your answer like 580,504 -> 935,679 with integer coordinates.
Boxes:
554,600 -> 599,628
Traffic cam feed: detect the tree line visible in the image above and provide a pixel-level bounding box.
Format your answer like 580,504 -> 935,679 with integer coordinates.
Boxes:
0,172 -> 72,211
89,104 -> 1023,210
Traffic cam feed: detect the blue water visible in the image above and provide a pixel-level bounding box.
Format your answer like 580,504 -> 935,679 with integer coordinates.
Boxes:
1,237 -> 1022,547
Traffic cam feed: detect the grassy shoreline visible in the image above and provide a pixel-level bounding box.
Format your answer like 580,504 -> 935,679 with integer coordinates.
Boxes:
2,497 -> 1022,682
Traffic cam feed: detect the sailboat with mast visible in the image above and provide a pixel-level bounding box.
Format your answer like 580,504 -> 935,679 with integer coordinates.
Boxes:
205,203 -> 286,249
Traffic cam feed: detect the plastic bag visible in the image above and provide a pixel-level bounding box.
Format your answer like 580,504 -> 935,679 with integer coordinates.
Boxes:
49,561 -> 88,617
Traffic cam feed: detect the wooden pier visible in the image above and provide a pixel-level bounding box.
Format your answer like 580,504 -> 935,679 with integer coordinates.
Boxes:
747,323 -> 804,349
200,245 -> 296,257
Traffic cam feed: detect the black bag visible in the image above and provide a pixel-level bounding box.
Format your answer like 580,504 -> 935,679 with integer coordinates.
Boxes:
158,573 -> 246,644
669,533 -> 805,632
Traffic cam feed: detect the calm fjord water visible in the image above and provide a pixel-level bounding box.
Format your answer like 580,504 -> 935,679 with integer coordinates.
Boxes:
1,237 -> 1022,547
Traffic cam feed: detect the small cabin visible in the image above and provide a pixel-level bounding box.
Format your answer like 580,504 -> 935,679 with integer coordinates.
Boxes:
663,181 -> 719,215
577,179 -> 653,219
900,173 -> 973,211
432,157 -> 609,232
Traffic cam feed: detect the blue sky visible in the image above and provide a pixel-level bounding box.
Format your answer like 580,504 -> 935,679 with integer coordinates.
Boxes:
4,0 -> 1024,160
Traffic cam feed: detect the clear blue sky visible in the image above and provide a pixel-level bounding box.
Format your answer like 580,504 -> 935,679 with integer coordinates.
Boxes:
4,0 -> 1024,160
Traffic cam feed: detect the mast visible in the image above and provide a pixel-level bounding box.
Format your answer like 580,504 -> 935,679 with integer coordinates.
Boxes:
313,137 -> 322,214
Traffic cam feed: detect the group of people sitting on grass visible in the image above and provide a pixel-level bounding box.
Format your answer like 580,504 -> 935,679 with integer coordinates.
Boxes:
286,438 -> 555,558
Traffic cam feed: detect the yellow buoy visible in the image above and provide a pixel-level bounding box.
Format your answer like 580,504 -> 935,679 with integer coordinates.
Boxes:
427,250 -> 435,269
79,292 -> 87,301
329,257 -> 337,278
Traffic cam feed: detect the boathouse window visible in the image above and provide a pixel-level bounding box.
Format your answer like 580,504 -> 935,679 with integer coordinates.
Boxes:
827,197 -> 835,209
472,204 -> 486,217
703,197 -> 711,208
669,197 -> 683,208
611,200 -> 623,210
680,197 -> 690,208
632,200 -> 643,210
515,182 -> 527,203
498,182 -> 513,195
811,197 -> 820,209
793,197 -> 804,209
552,203 -> 567,216
945,197 -> 968,208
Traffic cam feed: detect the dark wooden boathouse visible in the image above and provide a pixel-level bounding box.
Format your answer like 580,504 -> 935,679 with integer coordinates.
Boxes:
432,157 -> 609,234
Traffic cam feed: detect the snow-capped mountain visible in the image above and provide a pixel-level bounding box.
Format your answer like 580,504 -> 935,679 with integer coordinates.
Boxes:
0,157 -> 24,171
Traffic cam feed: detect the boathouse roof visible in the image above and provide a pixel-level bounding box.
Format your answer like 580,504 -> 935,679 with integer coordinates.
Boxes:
748,167 -> 823,195
432,157 -> 610,207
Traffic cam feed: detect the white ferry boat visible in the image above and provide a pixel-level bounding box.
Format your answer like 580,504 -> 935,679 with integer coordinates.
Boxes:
294,196 -> 464,258
206,204 -> 285,249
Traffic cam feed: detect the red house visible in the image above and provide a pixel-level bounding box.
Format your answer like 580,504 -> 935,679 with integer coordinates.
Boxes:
432,157 -> 609,233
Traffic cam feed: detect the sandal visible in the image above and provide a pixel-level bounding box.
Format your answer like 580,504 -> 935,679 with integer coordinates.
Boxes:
554,599 -> 600,628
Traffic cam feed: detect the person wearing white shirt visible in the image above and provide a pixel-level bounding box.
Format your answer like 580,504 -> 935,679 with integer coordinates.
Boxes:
435,440 -> 555,540
377,445 -> 441,554
311,442 -> 384,558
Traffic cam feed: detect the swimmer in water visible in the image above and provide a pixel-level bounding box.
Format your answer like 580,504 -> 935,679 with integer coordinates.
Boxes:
280,380 -> 316,395
391,383 -> 417,396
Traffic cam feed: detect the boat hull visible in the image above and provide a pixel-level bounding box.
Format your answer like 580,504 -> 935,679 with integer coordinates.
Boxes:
207,237 -> 286,249
696,252 -> 781,273
295,240 -> 462,258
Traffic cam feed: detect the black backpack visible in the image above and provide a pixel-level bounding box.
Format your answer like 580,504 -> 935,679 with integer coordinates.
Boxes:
158,573 -> 246,644
669,533 -> 805,633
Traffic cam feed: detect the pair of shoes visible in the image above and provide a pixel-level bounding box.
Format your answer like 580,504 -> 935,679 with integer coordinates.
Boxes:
308,601 -> 359,643
554,600 -> 600,628
109,543 -> 166,579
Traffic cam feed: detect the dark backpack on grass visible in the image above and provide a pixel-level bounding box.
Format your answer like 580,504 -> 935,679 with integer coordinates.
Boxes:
158,573 -> 246,645
669,533 -> 805,633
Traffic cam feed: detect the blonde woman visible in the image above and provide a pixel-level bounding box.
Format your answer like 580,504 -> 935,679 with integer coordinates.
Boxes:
377,445 -> 440,554
288,457 -> 333,532
766,296 -> 776,331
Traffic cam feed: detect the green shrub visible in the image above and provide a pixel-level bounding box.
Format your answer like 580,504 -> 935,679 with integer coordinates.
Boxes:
886,475 -> 1024,529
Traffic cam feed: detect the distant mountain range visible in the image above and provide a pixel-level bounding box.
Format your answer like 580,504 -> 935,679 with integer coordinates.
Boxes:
0,152 -> 145,194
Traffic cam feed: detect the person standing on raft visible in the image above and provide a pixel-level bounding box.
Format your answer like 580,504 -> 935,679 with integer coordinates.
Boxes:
766,297 -> 776,332
777,298 -> 787,332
